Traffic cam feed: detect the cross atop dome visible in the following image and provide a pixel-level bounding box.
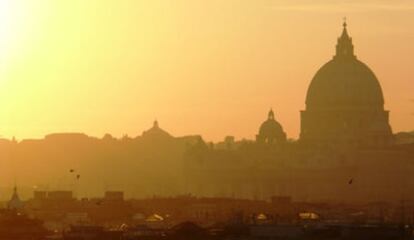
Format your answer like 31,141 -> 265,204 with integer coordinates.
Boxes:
341,18 -> 349,38
335,18 -> 355,59
268,108 -> 275,120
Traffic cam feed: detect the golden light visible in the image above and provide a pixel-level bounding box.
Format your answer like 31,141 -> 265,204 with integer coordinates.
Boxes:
0,1 -> 15,54
0,0 -> 39,128
0,0 -> 27,73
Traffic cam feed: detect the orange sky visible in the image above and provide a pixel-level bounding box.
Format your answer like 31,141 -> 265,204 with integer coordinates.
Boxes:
0,0 -> 413,142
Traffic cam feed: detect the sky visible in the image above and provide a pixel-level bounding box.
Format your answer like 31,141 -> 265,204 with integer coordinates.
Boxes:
0,0 -> 413,142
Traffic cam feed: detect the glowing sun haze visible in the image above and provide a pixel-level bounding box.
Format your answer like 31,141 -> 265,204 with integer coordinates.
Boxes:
0,0 -> 413,141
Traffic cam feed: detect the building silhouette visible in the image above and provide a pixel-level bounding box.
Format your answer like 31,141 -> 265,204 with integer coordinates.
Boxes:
300,21 -> 393,148
0,21 -> 413,204
183,22 -> 414,203
7,186 -> 24,211
256,109 -> 287,145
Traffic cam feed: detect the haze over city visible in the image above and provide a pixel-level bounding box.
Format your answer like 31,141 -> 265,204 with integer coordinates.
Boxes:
2,1 -> 414,239
0,0 -> 413,141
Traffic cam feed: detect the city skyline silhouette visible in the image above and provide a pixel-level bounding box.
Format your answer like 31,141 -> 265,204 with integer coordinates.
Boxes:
1,2 -> 414,239
0,21 -> 413,203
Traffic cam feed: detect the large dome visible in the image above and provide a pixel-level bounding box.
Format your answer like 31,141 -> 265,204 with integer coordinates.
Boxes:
306,58 -> 384,110
300,22 -> 393,148
305,22 -> 385,110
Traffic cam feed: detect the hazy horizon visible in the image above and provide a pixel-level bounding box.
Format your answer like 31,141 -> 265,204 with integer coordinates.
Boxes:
1,2 -> 414,237
0,0 -> 413,142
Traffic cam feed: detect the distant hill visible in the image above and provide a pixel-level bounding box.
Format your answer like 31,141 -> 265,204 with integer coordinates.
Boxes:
0,122 -> 202,200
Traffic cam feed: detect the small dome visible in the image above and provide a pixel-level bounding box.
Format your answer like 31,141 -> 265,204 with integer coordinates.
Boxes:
259,119 -> 284,138
257,109 -> 287,144
142,120 -> 173,139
